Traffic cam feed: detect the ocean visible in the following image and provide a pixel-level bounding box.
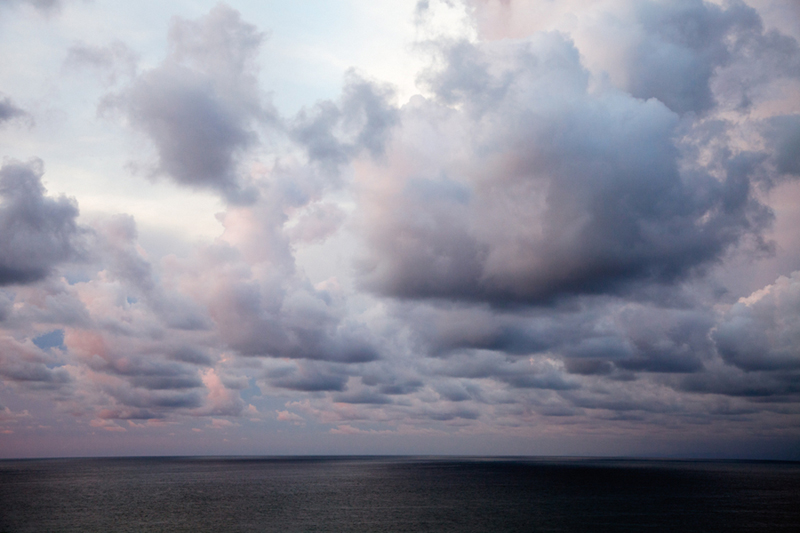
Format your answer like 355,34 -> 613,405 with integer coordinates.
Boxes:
0,457 -> 798,532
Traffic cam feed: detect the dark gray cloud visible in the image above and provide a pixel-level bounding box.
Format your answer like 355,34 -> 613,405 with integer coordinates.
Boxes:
0,159 -> 82,286
82,348 -> 202,388
266,363 -> 348,392
426,349 -> 579,392
562,359 -> 614,376
609,306 -> 713,373
627,0 -> 759,114
357,32 -> 776,306
434,380 -> 479,401
499,371 -> 578,391
117,4 -> 272,203
680,367 -> 800,399
385,294 -> 721,418
169,346 -> 215,366
108,387 -> 203,411
292,71 -> 399,169
361,372 -> 424,396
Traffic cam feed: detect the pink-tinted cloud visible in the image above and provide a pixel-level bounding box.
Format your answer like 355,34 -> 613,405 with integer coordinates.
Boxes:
1,1 -> 799,458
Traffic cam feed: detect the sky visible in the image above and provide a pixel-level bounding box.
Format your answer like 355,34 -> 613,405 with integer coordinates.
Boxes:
0,0 -> 799,459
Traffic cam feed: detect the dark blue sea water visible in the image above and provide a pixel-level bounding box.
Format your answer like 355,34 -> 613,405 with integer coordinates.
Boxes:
0,457 -> 798,532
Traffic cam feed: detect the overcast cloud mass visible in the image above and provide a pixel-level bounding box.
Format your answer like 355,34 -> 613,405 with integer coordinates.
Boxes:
1,0 -> 799,459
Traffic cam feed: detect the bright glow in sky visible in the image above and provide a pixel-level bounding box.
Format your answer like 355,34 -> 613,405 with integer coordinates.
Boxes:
1,0 -> 800,459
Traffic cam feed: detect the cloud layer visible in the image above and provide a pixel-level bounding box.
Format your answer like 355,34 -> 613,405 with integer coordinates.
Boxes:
0,0 -> 799,457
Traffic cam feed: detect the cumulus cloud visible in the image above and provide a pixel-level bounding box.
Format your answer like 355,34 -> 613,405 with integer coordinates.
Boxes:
0,159 -> 82,286
714,271 -> 800,371
355,32 -> 772,305
115,4 -> 273,203
292,72 -> 399,170
467,0 -> 800,115
623,0 -> 762,114
150,148 -> 382,365
179,238 -> 379,363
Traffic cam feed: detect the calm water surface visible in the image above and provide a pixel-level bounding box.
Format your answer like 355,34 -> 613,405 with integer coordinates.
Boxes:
0,457 -> 798,532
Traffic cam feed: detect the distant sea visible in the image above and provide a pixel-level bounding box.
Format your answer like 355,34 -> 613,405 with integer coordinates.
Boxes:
1,457 -> 798,532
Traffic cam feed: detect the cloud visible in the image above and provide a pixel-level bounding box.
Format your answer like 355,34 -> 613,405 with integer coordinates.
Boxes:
679,361 -> 800,399
169,188 -> 379,363
197,368 -> 244,416
356,32 -> 774,306
362,372 -> 424,396
291,71 -> 399,170
90,214 -> 210,330
396,292 -> 718,400
332,389 -> 393,404
0,336 -> 71,391
2,1 -> 800,454
0,159 -> 82,286
115,4 -> 273,203
64,41 -> 138,85
468,0 -> 800,115
285,202 -> 346,245
714,271 -> 800,371
427,349 -> 580,392
0,212 -> 223,421
266,362 -> 348,392
0,0 -> 61,12
765,115 -> 800,177
276,409 -> 304,423
624,0 -> 759,114
181,244 -> 379,363
0,94 -> 28,125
